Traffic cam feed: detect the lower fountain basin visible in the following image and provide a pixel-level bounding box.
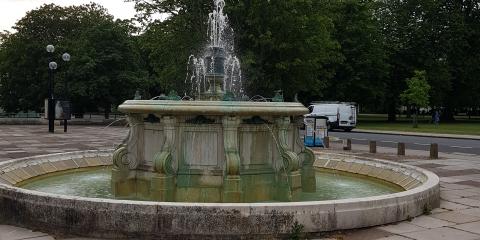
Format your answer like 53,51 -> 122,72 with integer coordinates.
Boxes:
18,166 -> 402,202
0,150 -> 439,239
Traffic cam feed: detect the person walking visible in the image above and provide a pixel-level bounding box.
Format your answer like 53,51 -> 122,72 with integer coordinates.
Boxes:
434,110 -> 440,127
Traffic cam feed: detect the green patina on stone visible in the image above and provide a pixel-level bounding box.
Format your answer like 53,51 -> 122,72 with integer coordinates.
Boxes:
166,90 -> 181,101
223,91 -> 235,101
272,90 -> 284,102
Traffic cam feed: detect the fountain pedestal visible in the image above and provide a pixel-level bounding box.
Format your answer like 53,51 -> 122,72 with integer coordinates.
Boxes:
112,100 -> 315,202
201,74 -> 225,101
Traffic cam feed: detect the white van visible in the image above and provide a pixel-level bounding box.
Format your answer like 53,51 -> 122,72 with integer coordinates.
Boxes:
305,102 -> 357,131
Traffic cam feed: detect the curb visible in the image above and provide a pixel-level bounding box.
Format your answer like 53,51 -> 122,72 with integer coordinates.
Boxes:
353,129 -> 480,140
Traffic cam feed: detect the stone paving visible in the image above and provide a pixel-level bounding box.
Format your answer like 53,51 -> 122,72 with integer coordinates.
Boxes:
1,125 -> 480,240
0,125 -> 127,162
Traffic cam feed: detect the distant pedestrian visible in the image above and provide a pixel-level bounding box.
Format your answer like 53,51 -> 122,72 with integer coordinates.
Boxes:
434,110 -> 440,126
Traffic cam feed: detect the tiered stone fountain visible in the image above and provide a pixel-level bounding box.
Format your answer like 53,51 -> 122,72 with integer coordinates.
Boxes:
111,0 -> 316,203
111,98 -> 315,203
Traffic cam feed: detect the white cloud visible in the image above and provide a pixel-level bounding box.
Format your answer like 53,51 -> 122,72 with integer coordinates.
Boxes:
0,0 -> 137,32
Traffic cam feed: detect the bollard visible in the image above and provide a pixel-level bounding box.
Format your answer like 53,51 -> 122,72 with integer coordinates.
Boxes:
343,139 -> 352,151
397,142 -> 405,156
323,136 -> 330,148
430,143 -> 439,159
369,141 -> 377,153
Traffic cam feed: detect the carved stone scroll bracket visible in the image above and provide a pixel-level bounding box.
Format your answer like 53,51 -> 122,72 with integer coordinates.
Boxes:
300,147 -> 316,193
301,148 -> 315,167
293,116 -> 306,151
222,116 -> 241,177
112,143 -> 137,198
153,116 -> 177,176
292,116 -> 315,168
274,117 -> 300,173
111,114 -> 144,199
222,116 -> 242,202
290,116 -> 316,192
151,116 -> 177,201
120,114 -> 144,170
112,113 -> 143,170
274,117 -> 302,198
112,144 -> 128,170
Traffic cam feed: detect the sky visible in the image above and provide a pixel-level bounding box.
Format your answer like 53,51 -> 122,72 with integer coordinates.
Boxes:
0,0 -> 138,32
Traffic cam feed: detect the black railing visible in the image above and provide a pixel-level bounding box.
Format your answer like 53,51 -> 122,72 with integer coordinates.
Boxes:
71,113 -> 125,120
0,112 -> 125,119
0,112 -> 41,118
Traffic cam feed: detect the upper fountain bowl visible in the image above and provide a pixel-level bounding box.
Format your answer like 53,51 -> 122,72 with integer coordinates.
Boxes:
118,100 -> 308,116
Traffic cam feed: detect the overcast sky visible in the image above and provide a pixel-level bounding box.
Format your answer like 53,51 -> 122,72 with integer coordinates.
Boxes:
0,0 -> 137,32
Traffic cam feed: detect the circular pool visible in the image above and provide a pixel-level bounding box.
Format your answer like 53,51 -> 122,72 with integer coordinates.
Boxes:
0,150 -> 440,239
18,166 -> 403,202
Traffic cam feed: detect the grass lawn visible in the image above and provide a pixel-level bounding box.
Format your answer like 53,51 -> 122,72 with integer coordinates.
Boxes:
357,114 -> 480,136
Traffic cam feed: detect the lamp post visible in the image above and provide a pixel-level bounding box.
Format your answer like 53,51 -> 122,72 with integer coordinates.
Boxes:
62,52 -> 71,132
46,45 -> 56,133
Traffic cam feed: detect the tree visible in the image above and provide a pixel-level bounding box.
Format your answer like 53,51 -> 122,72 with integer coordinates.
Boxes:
2,0 -> 479,118
0,4 -> 146,115
131,0 -> 212,96
322,0 -> 389,110
439,0 -> 480,120
227,0 -> 342,101
378,0 -> 480,121
131,0 -> 343,101
400,70 -> 431,128
67,19 -> 147,118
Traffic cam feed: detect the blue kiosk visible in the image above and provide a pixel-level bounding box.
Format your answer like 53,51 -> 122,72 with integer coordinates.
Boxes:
304,116 -> 328,147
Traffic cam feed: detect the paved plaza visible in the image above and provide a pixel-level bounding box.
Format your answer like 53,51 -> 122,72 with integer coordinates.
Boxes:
1,125 -> 480,239
0,125 -> 127,162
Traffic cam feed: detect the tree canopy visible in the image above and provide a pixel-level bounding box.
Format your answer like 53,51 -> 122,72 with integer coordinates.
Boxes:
400,70 -> 431,127
0,0 -> 479,119
226,0 -> 342,100
0,3 -> 146,114
401,70 -> 431,109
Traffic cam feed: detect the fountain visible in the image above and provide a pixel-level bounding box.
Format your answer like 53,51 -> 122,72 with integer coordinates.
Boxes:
185,0 -> 242,100
110,0 -> 315,203
0,0 -> 440,238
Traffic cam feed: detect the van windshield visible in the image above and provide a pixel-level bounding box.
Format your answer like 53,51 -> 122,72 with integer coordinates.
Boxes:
312,105 -> 337,115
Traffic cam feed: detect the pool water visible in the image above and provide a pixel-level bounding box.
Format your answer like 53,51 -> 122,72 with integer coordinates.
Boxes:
18,167 -> 403,202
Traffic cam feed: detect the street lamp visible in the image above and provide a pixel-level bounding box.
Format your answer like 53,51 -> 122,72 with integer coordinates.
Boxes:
49,61 -> 58,70
46,45 -> 54,54
62,52 -> 71,132
62,53 -> 71,62
46,45 -> 56,133
46,45 -> 72,133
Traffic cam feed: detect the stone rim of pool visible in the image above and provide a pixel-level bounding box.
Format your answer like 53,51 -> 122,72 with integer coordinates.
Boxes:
0,150 -> 440,239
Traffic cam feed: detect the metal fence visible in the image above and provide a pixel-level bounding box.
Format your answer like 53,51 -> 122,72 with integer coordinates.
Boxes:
0,112 -> 41,118
0,112 -> 124,119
